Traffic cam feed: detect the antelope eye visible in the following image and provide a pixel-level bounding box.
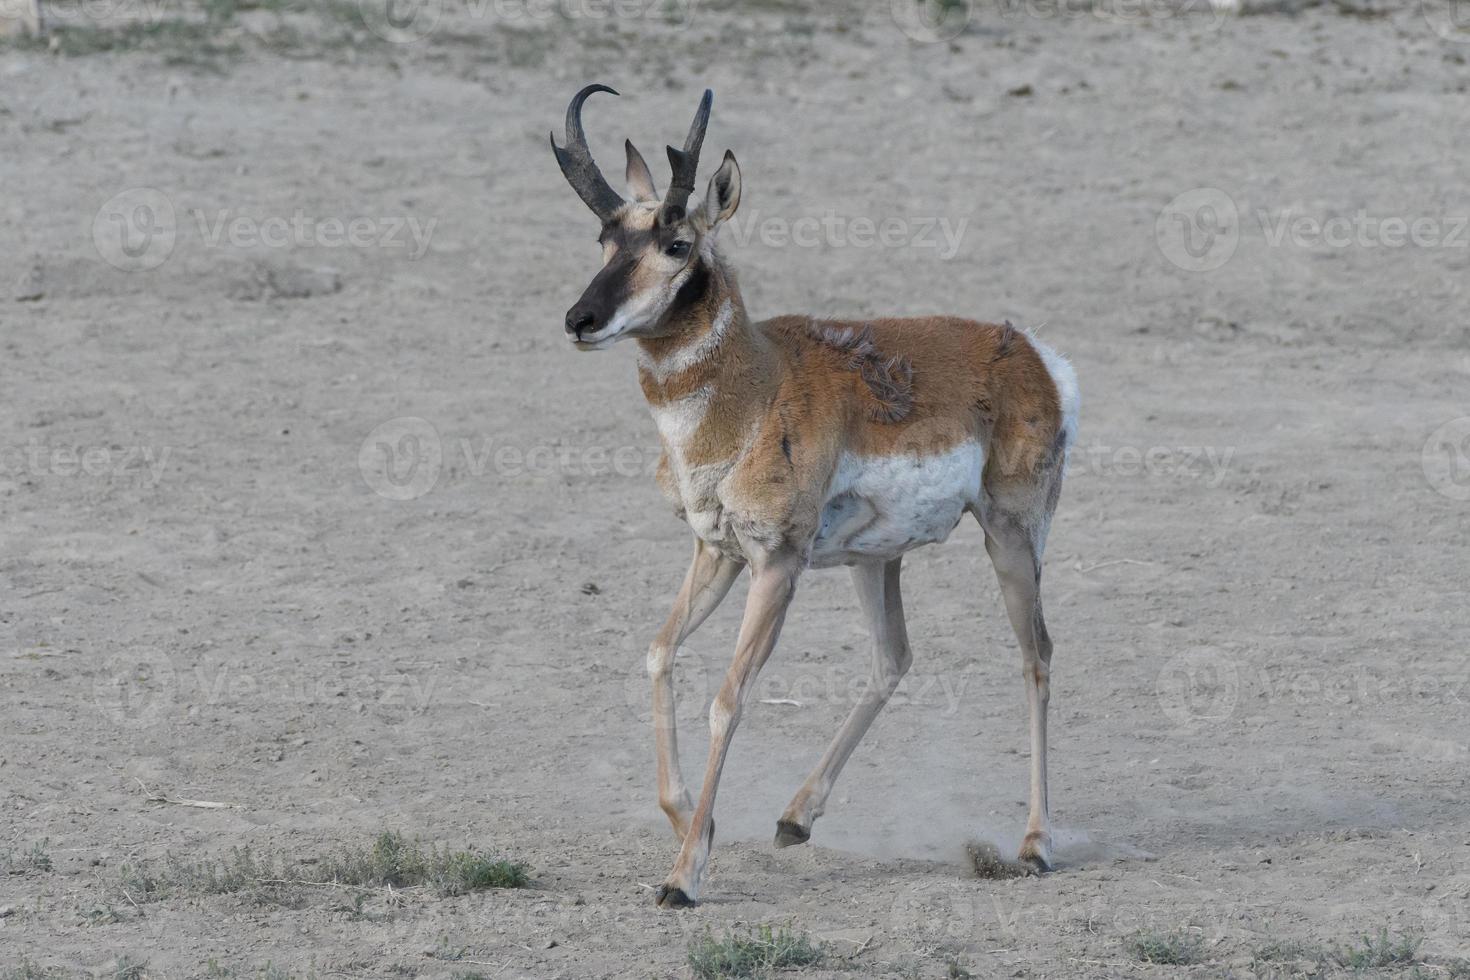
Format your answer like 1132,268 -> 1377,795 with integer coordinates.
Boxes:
665,240 -> 691,258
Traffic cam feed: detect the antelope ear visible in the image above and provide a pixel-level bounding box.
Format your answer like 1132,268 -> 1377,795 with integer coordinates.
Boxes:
702,150 -> 741,228
625,140 -> 659,202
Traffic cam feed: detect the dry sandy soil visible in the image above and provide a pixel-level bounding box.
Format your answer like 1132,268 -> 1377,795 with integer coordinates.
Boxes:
3,0 -> 1469,976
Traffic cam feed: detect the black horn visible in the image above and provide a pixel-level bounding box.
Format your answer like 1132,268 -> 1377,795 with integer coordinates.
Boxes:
551,84 -> 627,221
659,89 -> 713,224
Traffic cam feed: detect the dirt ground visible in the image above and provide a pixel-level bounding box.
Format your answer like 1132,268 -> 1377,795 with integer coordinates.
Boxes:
3,0 -> 1469,976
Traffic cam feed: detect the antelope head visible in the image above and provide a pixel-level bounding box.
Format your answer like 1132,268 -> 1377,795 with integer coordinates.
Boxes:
552,84 -> 741,350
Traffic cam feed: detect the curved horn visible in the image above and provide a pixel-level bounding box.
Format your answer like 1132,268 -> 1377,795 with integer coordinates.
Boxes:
550,84 -> 626,221
659,89 -> 713,223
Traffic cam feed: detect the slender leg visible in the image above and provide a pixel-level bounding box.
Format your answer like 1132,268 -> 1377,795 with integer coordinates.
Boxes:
984,515 -> 1055,873
776,558 -> 911,846
654,551 -> 803,908
649,539 -> 744,840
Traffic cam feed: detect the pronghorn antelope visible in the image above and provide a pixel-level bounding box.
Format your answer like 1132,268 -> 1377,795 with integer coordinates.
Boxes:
551,84 -> 1079,909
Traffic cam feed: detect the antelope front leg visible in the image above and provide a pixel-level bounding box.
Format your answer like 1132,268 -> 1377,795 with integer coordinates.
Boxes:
649,539 -> 744,840
654,551 -> 802,909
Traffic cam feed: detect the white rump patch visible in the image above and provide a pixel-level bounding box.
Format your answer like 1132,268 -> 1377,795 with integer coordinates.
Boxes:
1026,332 -> 1080,449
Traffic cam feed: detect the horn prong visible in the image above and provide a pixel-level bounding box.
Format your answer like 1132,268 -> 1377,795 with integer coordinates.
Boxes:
659,88 -> 714,223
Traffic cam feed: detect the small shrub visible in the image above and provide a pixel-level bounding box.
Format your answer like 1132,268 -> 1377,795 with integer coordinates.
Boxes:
80,906 -> 124,926
205,961 -> 313,979
1253,938 -> 1323,962
2,841 -> 53,874
111,958 -> 150,980
1125,928 -> 1206,965
1333,928 -> 1422,970
314,832 -> 529,895
117,832 -> 528,905
439,853 -> 528,894
687,924 -> 823,979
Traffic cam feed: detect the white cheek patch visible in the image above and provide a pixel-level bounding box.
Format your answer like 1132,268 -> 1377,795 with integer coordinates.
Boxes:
603,262 -> 692,339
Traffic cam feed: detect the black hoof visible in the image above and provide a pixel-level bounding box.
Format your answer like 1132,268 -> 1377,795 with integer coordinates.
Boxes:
654,884 -> 696,909
1017,848 -> 1054,876
1018,832 -> 1054,875
774,819 -> 810,848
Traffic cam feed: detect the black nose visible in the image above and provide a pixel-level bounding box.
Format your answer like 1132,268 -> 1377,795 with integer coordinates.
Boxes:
565,307 -> 597,338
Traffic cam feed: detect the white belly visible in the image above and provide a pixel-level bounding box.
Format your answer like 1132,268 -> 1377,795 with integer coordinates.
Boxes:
809,443 -> 983,568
